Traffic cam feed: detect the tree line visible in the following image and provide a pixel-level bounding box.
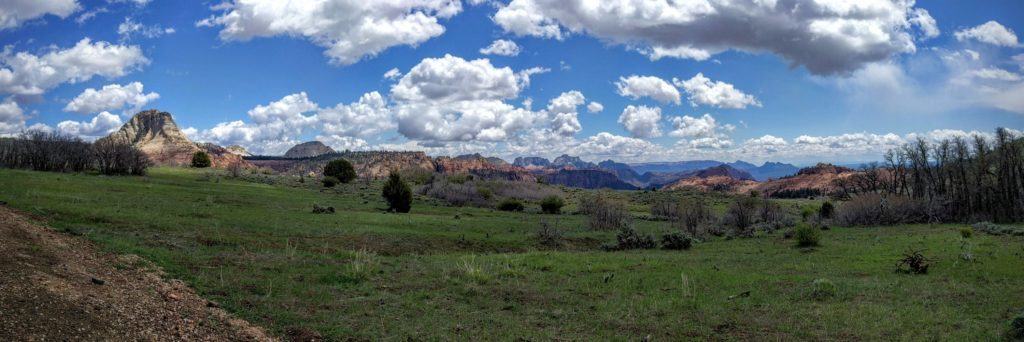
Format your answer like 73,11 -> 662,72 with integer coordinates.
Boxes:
0,130 -> 150,176
833,128 -> 1022,223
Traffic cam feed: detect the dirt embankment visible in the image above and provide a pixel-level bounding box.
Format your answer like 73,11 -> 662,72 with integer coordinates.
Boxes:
0,206 -> 274,341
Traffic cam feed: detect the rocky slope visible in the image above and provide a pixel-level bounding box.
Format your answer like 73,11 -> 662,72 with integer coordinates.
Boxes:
0,206 -> 271,341
753,163 -> 856,197
248,151 -> 436,179
551,154 -> 597,169
542,169 -> 637,190
512,156 -> 551,169
283,141 -> 335,159
99,110 -> 246,167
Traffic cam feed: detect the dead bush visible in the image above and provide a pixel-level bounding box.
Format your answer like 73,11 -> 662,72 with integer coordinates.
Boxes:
535,220 -> 564,247
580,193 -> 631,231
602,226 -> 656,251
722,197 -> 758,234
837,193 -> 929,226
895,250 -> 930,274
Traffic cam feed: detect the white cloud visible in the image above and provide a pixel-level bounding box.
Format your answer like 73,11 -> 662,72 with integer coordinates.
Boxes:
318,91 -> 395,137
0,38 -> 149,96
570,132 -> 662,161
64,82 -> 159,114
493,0 -> 933,75
0,98 -> 26,134
674,73 -> 760,109
192,92 -> 320,155
314,135 -> 369,151
198,0 -> 462,65
390,54 -> 545,141
972,67 -> 1021,82
383,68 -> 402,80
118,17 -> 175,40
108,0 -> 151,6
547,90 -> 585,136
909,8 -> 939,39
586,101 -> 603,113
617,105 -> 661,138
56,111 -> 123,139
0,0 -> 79,30
955,21 -> 1019,47
615,75 -> 680,105
668,113 -> 734,149
479,39 -> 521,56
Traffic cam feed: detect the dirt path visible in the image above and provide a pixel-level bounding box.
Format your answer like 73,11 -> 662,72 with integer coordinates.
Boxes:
0,206 -> 275,341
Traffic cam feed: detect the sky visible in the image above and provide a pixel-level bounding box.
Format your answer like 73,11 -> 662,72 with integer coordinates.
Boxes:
0,0 -> 1022,165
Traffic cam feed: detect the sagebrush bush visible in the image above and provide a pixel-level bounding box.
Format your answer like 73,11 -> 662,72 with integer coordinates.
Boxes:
191,151 -> 212,168
794,223 -> 821,247
810,278 -> 837,300
497,198 -> 525,212
602,227 -> 656,251
896,250 -> 930,274
959,227 -> 973,239
382,171 -> 412,213
324,159 -> 356,183
321,176 -> 339,188
535,220 -> 563,247
660,232 -> 693,250
1009,310 -> 1024,340
540,195 -> 565,214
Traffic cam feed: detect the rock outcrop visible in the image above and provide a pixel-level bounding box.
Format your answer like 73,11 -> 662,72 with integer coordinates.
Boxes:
283,141 -> 335,159
542,169 -> 637,190
551,154 -> 596,170
99,110 -> 245,167
513,157 -> 551,169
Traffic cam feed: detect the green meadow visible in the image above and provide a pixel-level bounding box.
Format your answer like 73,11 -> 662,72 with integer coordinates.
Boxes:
2,167 -> 1022,340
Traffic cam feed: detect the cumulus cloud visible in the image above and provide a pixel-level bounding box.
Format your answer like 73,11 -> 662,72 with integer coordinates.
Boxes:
191,92 -> 320,155
118,17 -> 175,40
570,132 -> 662,161
909,8 -> 940,39
586,101 -> 603,113
390,54 -> 545,141
0,38 -> 149,96
615,75 -> 680,105
972,67 -> 1021,82
0,0 -> 79,30
64,82 -> 159,114
955,21 -> 1019,47
198,0 -> 462,65
674,73 -> 760,109
617,105 -> 661,138
479,39 -> 521,56
0,98 -> 26,134
493,0 -> 934,75
56,111 -> 123,139
667,113 -> 734,149
547,90 -> 585,136
318,91 -> 395,137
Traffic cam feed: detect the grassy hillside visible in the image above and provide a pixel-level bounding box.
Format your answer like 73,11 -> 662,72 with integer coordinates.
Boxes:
1,167 -> 1022,340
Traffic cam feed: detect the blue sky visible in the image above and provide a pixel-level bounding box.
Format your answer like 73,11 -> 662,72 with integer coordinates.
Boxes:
1,0 -> 1022,164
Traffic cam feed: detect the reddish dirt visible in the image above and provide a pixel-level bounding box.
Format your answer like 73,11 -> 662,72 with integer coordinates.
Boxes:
0,206 -> 275,341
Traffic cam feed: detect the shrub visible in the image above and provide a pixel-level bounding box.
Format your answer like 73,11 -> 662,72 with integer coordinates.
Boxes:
810,278 -> 837,300
540,195 -> 564,214
837,193 -> 930,226
227,160 -> 243,178
322,176 -> 339,188
1009,310 -> 1024,340
580,193 -> 630,231
722,197 -> 758,232
535,220 -> 563,247
382,171 -> 412,213
602,227 -> 656,251
972,221 -> 1024,236
959,227 -> 973,239
312,204 -> 335,214
496,198 -> 525,212
794,223 -> 821,247
819,201 -> 835,219
660,232 -> 693,250
191,151 -> 212,168
896,250 -> 930,274
324,159 -> 357,184
0,130 -> 92,172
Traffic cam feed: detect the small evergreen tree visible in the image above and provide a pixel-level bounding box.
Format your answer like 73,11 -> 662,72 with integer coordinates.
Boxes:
819,201 -> 835,219
324,159 -> 357,183
382,171 -> 412,213
191,151 -> 212,168
540,195 -> 565,214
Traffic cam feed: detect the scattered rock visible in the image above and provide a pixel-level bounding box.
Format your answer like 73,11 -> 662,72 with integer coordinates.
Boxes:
311,204 -> 335,214
165,293 -> 181,301
91,277 -> 105,285
727,291 -> 751,300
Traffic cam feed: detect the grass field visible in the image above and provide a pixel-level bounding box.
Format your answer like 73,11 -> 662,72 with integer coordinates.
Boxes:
2,167 -> 1023,340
